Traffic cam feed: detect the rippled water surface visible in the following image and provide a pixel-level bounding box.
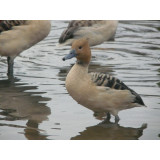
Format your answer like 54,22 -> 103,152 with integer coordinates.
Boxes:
0,21 -> 160,140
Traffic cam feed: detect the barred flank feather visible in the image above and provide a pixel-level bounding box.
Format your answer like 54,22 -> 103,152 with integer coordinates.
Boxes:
59,20 -> 108,44
0,20 -> 26,33
90,72 -> 145,105
68,20 -> 103,28
90,72 -> 121,88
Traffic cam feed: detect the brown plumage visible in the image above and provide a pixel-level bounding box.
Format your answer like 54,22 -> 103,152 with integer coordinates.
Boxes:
90,72 -> 144,105
63,38 -> 145,123
0,20 -> 26,32
59,20 -> 118,46
0,20 -> 51,76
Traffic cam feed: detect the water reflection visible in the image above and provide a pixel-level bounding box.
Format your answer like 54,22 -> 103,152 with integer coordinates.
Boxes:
157,68 -> 160,87
0,77 -> 51,140
0,20 -> 160,140
71,122 -> 147,140
24,120 -> 49,140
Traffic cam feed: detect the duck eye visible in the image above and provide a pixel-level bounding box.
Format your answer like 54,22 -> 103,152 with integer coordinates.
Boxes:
79,46 -> 82,49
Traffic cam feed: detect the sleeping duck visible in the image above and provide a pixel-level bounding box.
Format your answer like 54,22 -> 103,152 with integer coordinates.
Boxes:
59,20 -> 118,46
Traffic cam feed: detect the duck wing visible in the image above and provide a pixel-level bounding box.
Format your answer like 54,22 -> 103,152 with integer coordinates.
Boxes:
89,72 -> 145,105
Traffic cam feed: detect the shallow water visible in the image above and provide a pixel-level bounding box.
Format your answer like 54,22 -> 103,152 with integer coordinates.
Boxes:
0,20 -> 160,140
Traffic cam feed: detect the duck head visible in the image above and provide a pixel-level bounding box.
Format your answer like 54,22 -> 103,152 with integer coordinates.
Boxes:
62,38 -> 91,64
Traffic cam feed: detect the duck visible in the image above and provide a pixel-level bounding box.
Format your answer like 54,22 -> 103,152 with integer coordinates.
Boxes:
0,20 -> 51,76
59,20 -> 118,47
62,38 -> 145,123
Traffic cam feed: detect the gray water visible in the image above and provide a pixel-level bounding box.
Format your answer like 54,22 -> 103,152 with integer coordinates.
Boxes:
0,20 -> 160,140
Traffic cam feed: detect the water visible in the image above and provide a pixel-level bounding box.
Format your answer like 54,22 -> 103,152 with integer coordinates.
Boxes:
0,20 -> 160,140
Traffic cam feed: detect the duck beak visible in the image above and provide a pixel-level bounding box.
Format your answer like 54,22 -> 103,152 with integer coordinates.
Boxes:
62,49 -> 77,61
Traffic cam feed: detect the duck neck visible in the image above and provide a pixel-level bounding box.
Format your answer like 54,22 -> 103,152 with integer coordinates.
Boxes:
76,60 -> 89,68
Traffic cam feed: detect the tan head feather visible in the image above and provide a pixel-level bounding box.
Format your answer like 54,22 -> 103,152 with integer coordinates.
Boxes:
72,38 -> 91,64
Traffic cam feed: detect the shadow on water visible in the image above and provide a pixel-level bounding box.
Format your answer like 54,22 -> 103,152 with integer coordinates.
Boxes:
71,121 -> 147,140
0,77 -> 51,140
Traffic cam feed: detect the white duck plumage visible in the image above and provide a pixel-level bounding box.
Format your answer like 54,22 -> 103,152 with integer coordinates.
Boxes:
0,20 -> 51,76
59,20 -> 118,46
63,38 -> 145,122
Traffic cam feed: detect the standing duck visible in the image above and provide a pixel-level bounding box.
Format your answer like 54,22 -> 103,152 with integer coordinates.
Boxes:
0,20 -> 51,76
62,38 -> 145,122
59,20 -> 118,46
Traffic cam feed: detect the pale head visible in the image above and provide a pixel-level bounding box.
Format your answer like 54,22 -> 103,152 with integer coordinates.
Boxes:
63,38 -> 91,64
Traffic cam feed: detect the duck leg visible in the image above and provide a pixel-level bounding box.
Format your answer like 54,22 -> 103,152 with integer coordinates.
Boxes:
115,115 -> 120,123
106,112 -> 111,121
7,56 -> 14,77
99,112 -> 111,124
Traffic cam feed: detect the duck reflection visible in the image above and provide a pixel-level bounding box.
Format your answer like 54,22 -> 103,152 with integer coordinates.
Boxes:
0,77 -> 51,140
71,121 -> 147,140
157,68 -> 160,87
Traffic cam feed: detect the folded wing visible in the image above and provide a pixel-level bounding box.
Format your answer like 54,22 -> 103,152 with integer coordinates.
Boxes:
90,72 -> 145,105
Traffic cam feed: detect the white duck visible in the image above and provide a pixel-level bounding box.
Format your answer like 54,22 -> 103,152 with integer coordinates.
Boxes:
62,38 -> 145,122
59,20 -> 118,46
0,20 -> 51,76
